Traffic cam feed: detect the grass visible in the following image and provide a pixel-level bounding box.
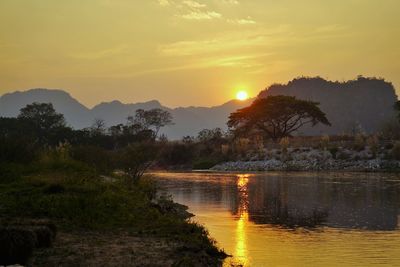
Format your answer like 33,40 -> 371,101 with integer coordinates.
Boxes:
0,158 -> 226,266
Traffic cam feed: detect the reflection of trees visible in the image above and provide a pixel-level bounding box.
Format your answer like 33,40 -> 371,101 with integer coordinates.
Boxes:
230,174 -> 400,230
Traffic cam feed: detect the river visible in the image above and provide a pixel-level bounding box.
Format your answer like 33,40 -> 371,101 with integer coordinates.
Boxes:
153,171 -> 400,267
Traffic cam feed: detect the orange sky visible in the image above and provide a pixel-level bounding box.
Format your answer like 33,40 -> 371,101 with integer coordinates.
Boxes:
0,0 -> 399,107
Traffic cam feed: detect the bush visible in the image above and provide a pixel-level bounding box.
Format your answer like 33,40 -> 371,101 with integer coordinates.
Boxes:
353,134 -> 365,151
118,142 -> 159,184
192,158 -> 221,170
71,145 -> 115,174
158,143 -> 194,167
0,163 -> 25,183
390,142 -> 400,160
38,147 -> 95,175
328,146 -> 339,159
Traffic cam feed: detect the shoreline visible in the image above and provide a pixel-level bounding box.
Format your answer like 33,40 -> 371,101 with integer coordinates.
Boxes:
210,159 -> 400,173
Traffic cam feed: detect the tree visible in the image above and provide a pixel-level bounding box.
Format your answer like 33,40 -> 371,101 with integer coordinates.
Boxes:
228,95 -> 331,142
128,108 -> 173,137
89,118 -> 106,136
395,101 -> 400,122
17,102 -> 68,144
197,128 -> 225,144
18,102 -> 66,130
118,142 -> 159,184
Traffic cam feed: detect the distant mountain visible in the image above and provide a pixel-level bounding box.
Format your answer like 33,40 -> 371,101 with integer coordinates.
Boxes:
0,89 -> 92,129
258,76 -> 398,135
1,77 -> 397,139
0,88 -> 252,139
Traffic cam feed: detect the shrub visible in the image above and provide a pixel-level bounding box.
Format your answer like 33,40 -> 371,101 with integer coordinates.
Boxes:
192,158 -> 220,170
0,163 -> 25,184
353,134 -> 365,151
328,146 -> 339,159
367,135 -> 379,157
118,142 -> 159,184
320,135 -> 330,150
390,142 -> 400,160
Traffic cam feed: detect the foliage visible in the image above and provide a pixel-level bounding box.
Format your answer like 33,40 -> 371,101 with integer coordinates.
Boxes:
17,102 -> 66,131
320,135 -> 330,150
380,119 -> 400,140
192,158 -> 223,170
127,108 -> 173,137
390,142 -> 400,160
395,100 -> 400,122
0,171 -> 225,264
366,135 -> 379,157
158,142 -> 195,167
118,142 -> 159,184
353,134 -> 366,151
71,145 -> 115,174
228,95 -> 331,142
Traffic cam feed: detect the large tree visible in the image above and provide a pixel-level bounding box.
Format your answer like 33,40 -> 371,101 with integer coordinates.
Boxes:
395,100 -> 400,122
18,102 -> 66,131
17,102 -> 68,144
228,95 -> 331,142
127,108 -> 173,137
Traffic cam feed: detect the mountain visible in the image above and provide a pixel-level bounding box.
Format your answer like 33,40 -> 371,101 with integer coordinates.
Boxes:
1,77 -> 397,139
0,88 -> 252,139
0,89 -> 92,129
258,76 -> 398,135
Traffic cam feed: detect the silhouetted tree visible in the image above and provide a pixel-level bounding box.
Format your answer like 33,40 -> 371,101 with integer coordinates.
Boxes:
228,95 -> 331,142
90,118 -> 106,136
17,102 -> 69,144
128,108 -> 173,137
118,142 -> 159,184
395,101 -> 400,122
18,103 -> 66,131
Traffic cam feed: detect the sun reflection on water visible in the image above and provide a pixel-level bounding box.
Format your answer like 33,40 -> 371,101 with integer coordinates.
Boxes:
235,174 -> 250,266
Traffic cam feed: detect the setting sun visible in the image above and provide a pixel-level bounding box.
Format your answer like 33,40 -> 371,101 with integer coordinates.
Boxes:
236,91 -> 249,101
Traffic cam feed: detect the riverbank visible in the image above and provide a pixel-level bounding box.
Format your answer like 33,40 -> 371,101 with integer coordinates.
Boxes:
0,164 -> 226,266
211,159 -> 400,172
211,147 -> 400,172
31,230 -> 223,266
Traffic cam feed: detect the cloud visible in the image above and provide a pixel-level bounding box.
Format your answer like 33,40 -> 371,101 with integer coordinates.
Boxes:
159,0 -> 222,21
158,0 -> 171,6
221,0 -> 239,4
228,17 -> 256,25
182,0 -> 206,8
70,45 -> 129,60
181,10 -> 222,20
158,26 -> 291,56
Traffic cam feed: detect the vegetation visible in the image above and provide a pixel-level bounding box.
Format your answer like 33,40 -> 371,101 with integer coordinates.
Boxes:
258,76 -> 398,135
0,103 -> 226,266
228,95 -> 331,142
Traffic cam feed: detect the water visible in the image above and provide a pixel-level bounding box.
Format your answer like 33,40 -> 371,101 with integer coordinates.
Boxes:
153,171 -> 400,267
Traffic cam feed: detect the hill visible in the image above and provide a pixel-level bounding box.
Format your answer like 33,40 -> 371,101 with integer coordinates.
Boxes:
258,76 -> 398,135
1,77 -> 398,139
0,88 -> 252,139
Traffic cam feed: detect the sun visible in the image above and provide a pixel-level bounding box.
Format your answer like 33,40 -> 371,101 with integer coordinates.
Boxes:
236,90 -> 249,101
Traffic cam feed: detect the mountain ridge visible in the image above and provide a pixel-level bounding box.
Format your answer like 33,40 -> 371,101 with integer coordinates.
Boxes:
0,88 -> 252,139
1,77 -> 398,139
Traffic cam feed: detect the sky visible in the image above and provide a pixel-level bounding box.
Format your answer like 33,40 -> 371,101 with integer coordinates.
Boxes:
0,0 -> 399,108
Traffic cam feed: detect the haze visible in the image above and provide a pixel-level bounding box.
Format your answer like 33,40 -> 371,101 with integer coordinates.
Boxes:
0,0 -> 399,107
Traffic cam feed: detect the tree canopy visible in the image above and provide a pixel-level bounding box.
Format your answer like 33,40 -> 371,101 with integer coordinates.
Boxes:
395,101 -> 400,122
127,108 -> 173,137
18,102 -> 66,131
228,95 -> 331,141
